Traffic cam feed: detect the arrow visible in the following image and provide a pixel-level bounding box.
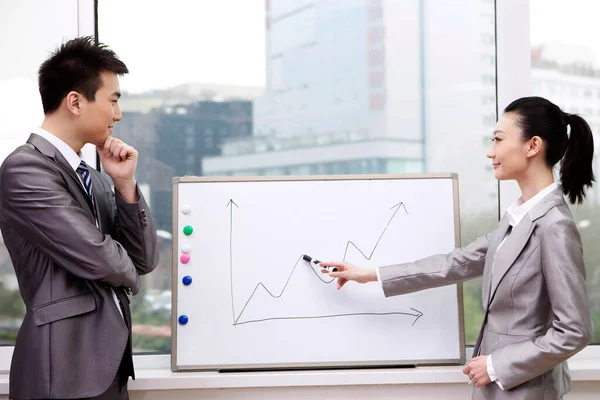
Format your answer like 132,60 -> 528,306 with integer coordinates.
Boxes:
228,200 -> 423,326
409,307 -> 424,326
343,202 -> 408,261
227,199 -> 238,324
234,307 -> 424,326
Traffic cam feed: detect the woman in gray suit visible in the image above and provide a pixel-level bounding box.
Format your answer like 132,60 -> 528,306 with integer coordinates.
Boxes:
321,96 -> 594,400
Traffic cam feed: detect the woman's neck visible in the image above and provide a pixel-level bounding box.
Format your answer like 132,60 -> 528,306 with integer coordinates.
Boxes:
517,168 -> 555,202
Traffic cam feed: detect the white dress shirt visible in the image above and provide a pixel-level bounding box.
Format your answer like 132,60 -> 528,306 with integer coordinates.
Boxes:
33,128 -> 124,319
376,181 -> 559,390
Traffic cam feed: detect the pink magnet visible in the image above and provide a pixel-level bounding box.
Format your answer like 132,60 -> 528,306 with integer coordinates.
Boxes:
180,254 -> 191,264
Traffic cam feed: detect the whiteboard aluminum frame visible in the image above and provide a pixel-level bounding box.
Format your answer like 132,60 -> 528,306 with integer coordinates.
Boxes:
171,173 -> 464,371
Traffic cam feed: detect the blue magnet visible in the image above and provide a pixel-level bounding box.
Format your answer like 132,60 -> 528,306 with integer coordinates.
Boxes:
182,276 -> 192,286
178,315 -> 189,325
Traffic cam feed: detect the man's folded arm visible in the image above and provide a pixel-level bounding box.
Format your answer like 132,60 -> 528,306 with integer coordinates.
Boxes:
111,187 -> 159,276
0,152 -> 141,292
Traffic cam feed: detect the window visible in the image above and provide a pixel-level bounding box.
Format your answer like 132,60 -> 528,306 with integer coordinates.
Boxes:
270,56 -> 284,91
481,54 -> 495,66
482,94 -> 496,105
483,113 -> 497,125
184,135 -> 195,147
0,1 -> 82,347
95,0 -> 498,353
270,6 -> 316,55
531,0 -> 600,344
481,74 -> 496,85
481,34 -> 495,45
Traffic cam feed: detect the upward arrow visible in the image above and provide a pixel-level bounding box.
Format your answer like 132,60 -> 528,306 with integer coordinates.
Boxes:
390,202 -> 408,214
343,202 -> 408,261
227,199 -> 239,324
227,199 -> 238,209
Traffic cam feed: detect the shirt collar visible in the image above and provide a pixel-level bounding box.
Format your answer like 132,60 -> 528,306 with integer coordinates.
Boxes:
33,127 -> 82,172
505,181 -> 559,227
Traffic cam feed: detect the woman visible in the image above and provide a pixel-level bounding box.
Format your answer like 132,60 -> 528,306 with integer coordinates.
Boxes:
321,97 -> 594,400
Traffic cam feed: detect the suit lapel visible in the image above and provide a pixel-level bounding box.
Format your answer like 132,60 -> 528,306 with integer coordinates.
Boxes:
88,171 -> 114,234
88,171 -> 102,228
27,134 -> 96,218
114,288 -> 132,328
484,188 -> 565,307
482,215 -> 510,308
487,215 -> 536,304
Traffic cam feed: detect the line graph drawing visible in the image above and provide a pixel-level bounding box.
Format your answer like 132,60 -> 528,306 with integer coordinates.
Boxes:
227,200 -> 423,326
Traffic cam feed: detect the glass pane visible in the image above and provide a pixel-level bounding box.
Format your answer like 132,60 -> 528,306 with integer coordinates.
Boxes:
0,1 -> 77,345
98,0 -> 498,351
531,0 -> 600,343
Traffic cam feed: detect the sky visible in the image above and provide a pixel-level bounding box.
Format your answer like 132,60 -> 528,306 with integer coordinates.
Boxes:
3,0 -> 599,148
530,0 -> 600,64
95,0 -> 600,94
97,0 -> 267,93
3,0 -> 600,102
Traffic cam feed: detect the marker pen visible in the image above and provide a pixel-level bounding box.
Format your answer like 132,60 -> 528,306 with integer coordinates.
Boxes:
302,254 -> 337,272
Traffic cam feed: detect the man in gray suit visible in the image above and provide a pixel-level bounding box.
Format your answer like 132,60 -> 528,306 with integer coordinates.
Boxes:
0,36 -> 158,399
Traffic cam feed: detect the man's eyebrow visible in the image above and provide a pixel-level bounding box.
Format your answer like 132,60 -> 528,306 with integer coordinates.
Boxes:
112,91 -> 122,99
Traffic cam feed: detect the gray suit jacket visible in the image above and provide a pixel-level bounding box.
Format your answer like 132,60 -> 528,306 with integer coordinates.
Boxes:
379,187 -> 593,400
0,134 -> 159,399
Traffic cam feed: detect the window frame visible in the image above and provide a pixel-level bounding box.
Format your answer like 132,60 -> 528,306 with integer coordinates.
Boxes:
1,0 -> 599,375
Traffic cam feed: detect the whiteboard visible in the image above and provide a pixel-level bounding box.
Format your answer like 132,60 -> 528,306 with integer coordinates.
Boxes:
172,174 -> 464,371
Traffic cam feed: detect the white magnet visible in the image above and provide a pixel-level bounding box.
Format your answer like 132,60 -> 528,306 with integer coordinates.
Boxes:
181,204 -> 192,214
181,244 -> 192,254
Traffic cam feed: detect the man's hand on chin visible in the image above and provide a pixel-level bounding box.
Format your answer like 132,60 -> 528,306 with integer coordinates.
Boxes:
97,137 -> 139,203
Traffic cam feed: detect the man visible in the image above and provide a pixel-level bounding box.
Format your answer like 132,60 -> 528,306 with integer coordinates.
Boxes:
0,36 -> 158,399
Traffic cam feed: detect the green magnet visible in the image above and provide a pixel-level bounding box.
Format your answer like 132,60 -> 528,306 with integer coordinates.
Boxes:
183,225 -> 193,236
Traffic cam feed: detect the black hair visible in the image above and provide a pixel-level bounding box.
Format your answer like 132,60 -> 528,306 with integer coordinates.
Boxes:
38,36 -> 128,114
504,96 -> 594,204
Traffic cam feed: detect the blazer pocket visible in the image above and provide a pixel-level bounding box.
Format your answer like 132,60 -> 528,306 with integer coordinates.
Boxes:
484,331 -> 532,354
33,292 -> 96,326
497,332 -> 531,343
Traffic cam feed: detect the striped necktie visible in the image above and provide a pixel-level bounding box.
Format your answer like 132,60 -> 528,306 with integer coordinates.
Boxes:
76,161 -> 95,203
77,161 -> 123,318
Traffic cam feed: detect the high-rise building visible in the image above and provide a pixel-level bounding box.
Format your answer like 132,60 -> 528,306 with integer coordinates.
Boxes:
203,0 -> 498,212
156,101 -> 253,177
111,85 -> 256,231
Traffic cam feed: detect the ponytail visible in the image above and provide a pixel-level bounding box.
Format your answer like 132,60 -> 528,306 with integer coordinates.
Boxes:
560,113 -> 595,204
504,97 -> 595,205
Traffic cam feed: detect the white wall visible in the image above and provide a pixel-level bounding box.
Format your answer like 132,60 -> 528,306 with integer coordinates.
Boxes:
0,379 -> 599,399
124,382 -> 600,400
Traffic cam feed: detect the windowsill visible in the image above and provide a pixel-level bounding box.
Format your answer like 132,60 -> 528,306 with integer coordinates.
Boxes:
129,359 -> 600,391
1,358 -> 599,393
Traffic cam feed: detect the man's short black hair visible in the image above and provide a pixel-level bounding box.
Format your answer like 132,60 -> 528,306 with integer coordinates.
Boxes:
38,36 -> 129,114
